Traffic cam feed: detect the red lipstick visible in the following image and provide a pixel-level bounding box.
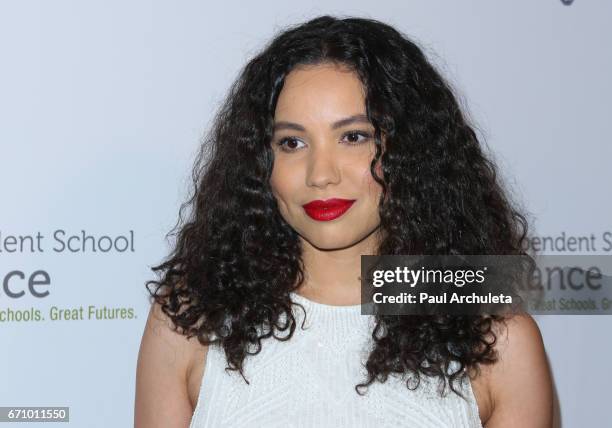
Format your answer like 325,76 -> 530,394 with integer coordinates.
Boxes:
302,198 -> 356,221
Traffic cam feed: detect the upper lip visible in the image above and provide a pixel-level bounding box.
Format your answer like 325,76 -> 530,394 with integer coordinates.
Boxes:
302,198 -> 356,209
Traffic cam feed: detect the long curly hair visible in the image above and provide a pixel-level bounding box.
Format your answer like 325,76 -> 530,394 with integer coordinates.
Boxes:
146,15 -> 532,400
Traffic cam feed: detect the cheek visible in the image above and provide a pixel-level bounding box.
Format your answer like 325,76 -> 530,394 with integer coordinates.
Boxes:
361,142 -> 384,186
270,162 -> 298,209
362,162 -> 383,198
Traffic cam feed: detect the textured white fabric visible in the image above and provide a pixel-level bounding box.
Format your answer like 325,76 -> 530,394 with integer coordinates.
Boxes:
188,292 -> 484,428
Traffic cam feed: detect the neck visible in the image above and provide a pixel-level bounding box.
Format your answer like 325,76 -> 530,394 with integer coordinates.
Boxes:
297,228 -> 381,305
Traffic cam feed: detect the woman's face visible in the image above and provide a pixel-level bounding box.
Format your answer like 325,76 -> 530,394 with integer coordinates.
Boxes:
270,63 -> 383,251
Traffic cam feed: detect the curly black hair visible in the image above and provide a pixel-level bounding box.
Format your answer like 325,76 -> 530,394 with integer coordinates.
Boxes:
146,15 -> 533,401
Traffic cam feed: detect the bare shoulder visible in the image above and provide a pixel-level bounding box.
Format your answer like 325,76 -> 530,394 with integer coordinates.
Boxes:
135,300 -> 209,428
472,314 -> 554,427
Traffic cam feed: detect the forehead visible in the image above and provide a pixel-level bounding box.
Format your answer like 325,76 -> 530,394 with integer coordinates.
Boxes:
274,63 -> 367,120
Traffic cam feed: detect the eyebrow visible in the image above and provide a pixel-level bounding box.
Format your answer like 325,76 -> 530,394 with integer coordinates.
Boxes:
273,114 -> 371,132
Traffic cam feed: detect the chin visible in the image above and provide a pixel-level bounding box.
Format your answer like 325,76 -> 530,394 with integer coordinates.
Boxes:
301,230 -> 364,251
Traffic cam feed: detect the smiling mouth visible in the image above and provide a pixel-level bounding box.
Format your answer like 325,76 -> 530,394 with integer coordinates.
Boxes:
301,198 -> 356,221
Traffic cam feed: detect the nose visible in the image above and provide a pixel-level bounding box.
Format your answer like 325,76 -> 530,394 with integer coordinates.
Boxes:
305,144 -> 341,189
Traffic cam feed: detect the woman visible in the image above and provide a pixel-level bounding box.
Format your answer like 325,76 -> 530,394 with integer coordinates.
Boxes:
135,15 -> 554,427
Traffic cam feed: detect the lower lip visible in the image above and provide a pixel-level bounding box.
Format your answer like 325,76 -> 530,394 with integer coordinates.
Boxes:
303,201 -> 355,221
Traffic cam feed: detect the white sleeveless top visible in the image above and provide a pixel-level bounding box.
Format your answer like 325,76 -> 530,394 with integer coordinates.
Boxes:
188,292 -> 484,428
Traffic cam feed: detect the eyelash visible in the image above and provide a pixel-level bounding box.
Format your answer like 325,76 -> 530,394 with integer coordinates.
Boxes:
275,130 -> 373,153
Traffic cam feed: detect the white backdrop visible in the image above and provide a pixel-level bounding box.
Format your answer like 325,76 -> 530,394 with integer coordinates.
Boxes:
1,1 -> 610,427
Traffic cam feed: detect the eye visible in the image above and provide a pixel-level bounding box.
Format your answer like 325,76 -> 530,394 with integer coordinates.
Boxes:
276,137 -> 306,152
274,131 -> 373,153
341,130 -> 373,145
